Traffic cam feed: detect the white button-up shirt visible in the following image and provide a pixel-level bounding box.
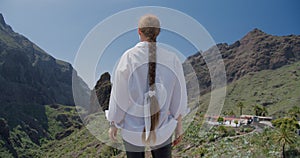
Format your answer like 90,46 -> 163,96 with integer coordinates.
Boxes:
106,41 -> 188,146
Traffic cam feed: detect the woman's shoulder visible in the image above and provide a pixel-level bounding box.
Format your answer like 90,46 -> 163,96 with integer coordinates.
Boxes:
123,43 -> 145,56
119,47 -> 137,62
157,47 -> 182,66
119,43 -> 182,68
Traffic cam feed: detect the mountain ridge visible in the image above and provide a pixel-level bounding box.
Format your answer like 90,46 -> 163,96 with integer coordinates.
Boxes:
184,28 -> 300,94
0,13 -> 90,106
0,13 -> 90,157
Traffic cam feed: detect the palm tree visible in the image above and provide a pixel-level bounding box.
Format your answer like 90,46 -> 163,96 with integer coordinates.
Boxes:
253,104 -> 262,116
253,104 -> 268,116
272,117 -> 300,132
228,110 -> 235,117
261,106 -> 268,116
217,117 -> 224,125
236,102 -> 244,116
234,120 -> 239,128
273,128 -> 297,158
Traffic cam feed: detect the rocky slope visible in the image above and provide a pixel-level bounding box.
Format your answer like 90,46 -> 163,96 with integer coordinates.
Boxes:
185,28 -> 300,93
0,13 -> 90,157
89,72 -> 111,114
89,28 -> 300,116
41,29 -> 300,157
0,13 -> 91,106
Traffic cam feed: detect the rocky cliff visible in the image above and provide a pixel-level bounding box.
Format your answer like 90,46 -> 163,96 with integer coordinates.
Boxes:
89,72 -> 111,114
0,13 -> 91,106
185,28 -> 300,93
0,13 -> 89,156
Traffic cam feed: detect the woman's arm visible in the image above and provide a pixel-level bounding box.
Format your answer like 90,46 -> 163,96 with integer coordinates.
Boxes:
107,53 -> 131,141
171,56 -> 188,146
109,121 -> 118,141
173,114 -> 183,146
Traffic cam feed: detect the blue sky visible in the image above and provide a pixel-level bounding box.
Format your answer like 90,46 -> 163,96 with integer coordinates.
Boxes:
0,0 -> 299,87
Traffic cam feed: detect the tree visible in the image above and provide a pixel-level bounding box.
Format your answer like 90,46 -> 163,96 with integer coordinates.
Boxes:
234,120 -> 239,128
272,117 -> 300,132
261,106 -> 268,116
253,104 -> 268,116
236,102 -> 244,116
272,117 -> 299,158
217,125 -> 227,137
217,117 -> 224,124
273,128 -> 297,158
253,104 -> 262,116
222,111 -> 228,116
228,110 -> 235,117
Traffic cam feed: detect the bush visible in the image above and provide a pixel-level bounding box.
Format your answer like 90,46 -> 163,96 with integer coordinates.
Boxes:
193,147 -> 208,157
244,128 -> 254,133
225,128 -> 236,137
99,145 -> 121,157
208,134 -> 216,142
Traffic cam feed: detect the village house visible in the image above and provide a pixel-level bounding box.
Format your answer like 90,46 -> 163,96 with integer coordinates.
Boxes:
204,114 -> 273,127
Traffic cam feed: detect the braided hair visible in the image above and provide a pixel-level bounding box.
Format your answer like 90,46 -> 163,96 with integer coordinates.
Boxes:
138,15 -> 161,144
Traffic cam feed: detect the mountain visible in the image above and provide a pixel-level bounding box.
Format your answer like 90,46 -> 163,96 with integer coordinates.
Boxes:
89,72 -> 111,114
185,28 -> 300,94
48,28 -> 300,157
0,13 -> 91,106
18,61 -> 300,158
0,13 -> 90,157
0,10 -> 299,157
88,28 -> 300,117
197,60 -> 300,117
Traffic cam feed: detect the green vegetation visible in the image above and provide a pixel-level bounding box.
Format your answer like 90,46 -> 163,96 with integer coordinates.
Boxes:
1,13 -> 299,157
0,103 -> 125,157
288,106 -> 300,120
170,61 -> 300,157
0,44 -> 299,157
274,128 -> 298,158
272,116 -> 300,158
1,61 -> 299,157
236,102 -> 245,116
253,104 -> 269,116
197,61 -> 300,118
217,117 -> 224,124
0,104 -> 83,157
41,127 -> 102,157
171,117 -> 299,158
272,117 -> 300,132
234,120 -> 239,127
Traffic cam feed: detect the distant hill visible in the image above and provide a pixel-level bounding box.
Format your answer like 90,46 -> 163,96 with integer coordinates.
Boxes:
197,60 -> 300,118
185,28 -> 300,94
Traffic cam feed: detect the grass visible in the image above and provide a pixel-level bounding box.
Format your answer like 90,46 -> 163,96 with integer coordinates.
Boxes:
0,104 -> 83,157
197,61 -> 300,118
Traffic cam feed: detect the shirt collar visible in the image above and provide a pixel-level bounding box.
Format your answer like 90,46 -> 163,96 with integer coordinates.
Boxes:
135,41 -> 148,48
